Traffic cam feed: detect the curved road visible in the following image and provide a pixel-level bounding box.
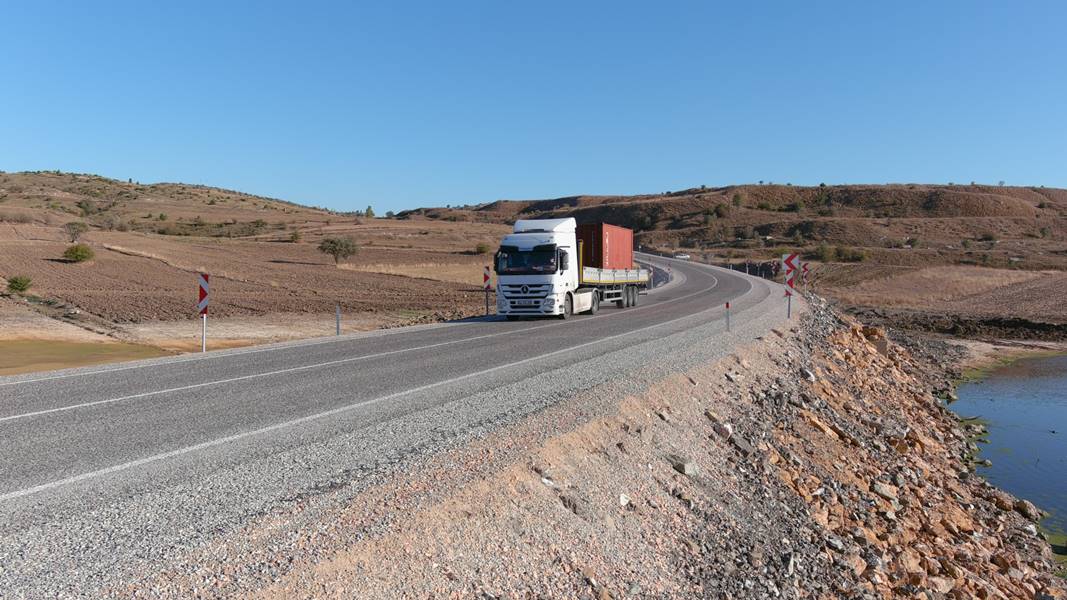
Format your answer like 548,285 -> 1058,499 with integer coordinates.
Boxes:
0,255 -> 783,595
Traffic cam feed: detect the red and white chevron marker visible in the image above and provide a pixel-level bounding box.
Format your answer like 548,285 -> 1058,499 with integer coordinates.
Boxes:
781,253 -> 799,318
483,266 -> 492,316
197,273 -> 210,315
801,262 -> 810,285
197,273 -> 209,352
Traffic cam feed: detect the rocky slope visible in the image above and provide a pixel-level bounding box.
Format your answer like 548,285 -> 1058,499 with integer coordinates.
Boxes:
115,297 -> 1065,599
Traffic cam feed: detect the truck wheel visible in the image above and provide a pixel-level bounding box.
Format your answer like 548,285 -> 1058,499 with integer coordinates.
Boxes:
588,292 -> 599,315
624,285 -> 633,308
631,286 -> 639,307
561,295 -> 573,319
615,289 -> 625,309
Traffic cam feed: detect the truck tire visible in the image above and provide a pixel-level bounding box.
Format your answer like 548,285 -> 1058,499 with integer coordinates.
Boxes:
615,287 -> 625,309
624,285 -> 633,308
588,292 -> 599,315
559,294 -> 572,320
631,285 -> 639,307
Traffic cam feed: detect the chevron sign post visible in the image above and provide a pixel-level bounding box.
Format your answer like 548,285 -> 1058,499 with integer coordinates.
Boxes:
198,273 -> 209,352
483,266 -> 492,315
782,253 -> 798,319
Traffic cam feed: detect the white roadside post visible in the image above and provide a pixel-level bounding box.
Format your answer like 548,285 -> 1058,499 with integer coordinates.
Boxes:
483,266 -> 492,315
725,301 -> 731,331
197,273 -> 209,352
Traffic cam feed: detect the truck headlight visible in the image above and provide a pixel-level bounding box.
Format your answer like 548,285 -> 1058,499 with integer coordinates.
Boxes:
497,296 -> 508,309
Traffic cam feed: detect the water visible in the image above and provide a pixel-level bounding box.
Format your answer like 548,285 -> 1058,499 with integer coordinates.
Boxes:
953,354 -> 1067,533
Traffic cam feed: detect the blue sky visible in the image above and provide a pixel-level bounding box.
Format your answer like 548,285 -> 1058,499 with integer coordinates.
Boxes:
2,1 -> 1065,213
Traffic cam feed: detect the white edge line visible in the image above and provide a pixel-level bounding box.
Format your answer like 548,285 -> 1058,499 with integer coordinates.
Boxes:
0,274 -> 742,504
0,278 -> 719,421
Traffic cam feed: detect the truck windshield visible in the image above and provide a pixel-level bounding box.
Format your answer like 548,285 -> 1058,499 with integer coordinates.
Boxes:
496,249 -> 558,274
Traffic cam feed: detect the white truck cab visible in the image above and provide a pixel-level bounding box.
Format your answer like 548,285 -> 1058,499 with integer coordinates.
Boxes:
494,218 -> 648,319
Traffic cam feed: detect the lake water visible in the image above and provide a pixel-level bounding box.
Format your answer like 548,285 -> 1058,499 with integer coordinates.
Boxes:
953,354 -> 1067,533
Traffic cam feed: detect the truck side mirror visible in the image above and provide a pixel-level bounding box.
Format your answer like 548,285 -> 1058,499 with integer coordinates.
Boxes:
559,251 -> 569,271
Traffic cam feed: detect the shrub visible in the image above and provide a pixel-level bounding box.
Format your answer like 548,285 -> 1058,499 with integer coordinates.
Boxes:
815,243 -> 836,262
1038,201 -> 1048,209
475,242 -> 491,254
0,211 -> 33,224
289,230 -> 302,243
318,236 -> 359,264
63,243 -> 95,262
732,193 -> 742,207
961,239 -> 971,249
157,213 -> 168,221
714,204 -> 730,219
835,246 -> 867,262
63,221 -> 89,242
979,232 -> 998,242
6,275 -> 31,293
756,202 -> 772,211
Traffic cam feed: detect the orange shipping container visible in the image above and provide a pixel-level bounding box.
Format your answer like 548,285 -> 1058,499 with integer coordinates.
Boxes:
576,223 -> 634,270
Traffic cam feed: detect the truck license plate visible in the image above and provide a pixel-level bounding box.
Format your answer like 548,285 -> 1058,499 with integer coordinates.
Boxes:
514,299 -> 539,306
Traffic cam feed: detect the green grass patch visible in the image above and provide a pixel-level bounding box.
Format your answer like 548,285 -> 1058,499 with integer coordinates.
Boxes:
1043,528 -> 1067,578
0,340 -> 170,376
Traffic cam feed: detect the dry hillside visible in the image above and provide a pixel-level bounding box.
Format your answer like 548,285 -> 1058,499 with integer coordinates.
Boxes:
0,171 -> 509,355
402,183 -> 1067,331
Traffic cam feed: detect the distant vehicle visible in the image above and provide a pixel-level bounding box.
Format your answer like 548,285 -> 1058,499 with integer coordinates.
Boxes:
674,253 -> 691,260
494,218 -> 649,319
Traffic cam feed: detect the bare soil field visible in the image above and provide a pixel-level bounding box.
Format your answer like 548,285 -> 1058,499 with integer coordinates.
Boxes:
0,172 -> 510,368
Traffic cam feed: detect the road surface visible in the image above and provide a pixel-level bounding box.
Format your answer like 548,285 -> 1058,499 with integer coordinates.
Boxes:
0,255 -> 785,596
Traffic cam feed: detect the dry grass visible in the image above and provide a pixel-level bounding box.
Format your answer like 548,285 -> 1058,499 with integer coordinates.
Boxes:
0,339 -> 170,375
828,266 -> 1043,308
341,262 -> 488,286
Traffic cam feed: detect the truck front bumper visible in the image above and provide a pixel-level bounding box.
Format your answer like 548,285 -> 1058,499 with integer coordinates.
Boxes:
498,294 -> 563,316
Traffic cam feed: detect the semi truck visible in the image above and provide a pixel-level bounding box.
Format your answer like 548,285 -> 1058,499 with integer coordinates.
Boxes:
493,218 -> 650,319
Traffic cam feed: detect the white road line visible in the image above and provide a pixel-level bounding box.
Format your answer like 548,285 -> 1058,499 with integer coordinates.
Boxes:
0,259 -> 691,384
0,278 -> 719,421
0,284 -> 735,503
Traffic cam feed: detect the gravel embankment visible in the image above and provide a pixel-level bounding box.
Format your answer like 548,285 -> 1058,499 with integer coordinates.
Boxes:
118,296 -> 1066,599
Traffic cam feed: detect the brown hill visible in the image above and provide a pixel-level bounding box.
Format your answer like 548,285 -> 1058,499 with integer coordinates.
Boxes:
401,183 -> 1067,272
0,171 -> 510,363
401,182 -> 1067,331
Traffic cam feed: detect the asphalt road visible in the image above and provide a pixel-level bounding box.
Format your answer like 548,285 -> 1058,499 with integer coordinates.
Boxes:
0,254 -> 783,595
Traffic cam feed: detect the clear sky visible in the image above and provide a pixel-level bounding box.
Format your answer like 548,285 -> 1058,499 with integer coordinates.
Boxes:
2,1 -> 1065,213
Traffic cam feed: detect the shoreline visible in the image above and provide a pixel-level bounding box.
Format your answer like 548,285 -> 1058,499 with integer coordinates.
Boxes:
940,336 -> 1067,576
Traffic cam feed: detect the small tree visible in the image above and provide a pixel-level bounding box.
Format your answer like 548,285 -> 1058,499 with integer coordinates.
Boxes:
732,193 -> 742,207
318,237 -> 359,264
63,221 -> 89,242
6,275 -> 32,293
365,205 -> 375,218
63,243 -> 95,262
475,242 -> 491,254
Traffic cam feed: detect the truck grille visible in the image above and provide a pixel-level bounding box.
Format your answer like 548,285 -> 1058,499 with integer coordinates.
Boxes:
500,283 -> 550,299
